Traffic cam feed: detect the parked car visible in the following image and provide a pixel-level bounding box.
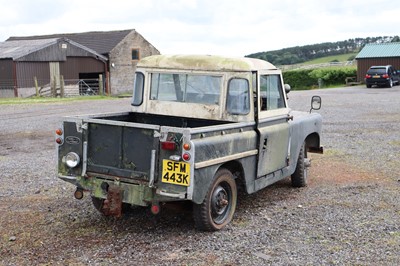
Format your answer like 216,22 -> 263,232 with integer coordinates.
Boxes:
365,65 -> 400,88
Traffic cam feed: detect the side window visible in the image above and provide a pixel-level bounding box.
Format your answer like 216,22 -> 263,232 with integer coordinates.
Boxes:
227,78 -> 250,115
260,74 -> 286,111
132,72 -> 144,106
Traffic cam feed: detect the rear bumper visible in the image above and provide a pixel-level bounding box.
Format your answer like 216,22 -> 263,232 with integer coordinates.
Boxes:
58,174 -> 187,206
365,79 -> 390,86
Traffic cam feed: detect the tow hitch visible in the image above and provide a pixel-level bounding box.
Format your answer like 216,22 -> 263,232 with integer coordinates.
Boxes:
102,185 -> 123,218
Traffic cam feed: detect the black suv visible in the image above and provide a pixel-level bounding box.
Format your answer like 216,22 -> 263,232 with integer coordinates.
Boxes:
365,65 -> 400,88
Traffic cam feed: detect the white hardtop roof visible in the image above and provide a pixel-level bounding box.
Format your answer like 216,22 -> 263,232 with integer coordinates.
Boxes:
137,54 -> 277,72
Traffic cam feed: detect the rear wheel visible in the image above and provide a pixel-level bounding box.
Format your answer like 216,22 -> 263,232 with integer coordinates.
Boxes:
366,84 -> 372,88
193,168 -> 237,231
388,79 -> 393,88
291,142 -> 309,187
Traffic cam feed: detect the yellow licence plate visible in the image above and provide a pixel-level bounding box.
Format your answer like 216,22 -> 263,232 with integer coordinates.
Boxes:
373,75 -> 380,78
162,160 -> 190,186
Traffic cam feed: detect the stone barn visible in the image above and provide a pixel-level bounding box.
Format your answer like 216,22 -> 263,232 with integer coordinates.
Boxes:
7,29 -> 160,95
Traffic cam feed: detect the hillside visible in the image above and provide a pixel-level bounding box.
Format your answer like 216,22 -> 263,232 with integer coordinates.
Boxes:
246,36 -> 400,65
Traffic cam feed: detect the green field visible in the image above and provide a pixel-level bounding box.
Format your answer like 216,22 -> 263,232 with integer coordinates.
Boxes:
302,53 -> 357,65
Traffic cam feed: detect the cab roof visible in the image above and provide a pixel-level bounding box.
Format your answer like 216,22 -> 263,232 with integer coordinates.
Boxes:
137,54 -> 277,72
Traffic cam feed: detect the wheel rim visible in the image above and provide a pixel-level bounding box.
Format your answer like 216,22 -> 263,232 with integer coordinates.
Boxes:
211,182 -> 231,225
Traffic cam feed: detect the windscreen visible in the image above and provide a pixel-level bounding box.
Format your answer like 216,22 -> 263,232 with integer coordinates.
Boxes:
367,68 -> 386,74
150,73 -> 221,105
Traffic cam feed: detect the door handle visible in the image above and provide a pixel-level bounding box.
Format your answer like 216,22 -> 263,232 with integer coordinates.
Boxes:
287,115 -> 294,121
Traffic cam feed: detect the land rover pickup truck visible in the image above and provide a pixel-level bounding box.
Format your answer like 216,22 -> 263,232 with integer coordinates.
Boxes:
56,55 -> 323,231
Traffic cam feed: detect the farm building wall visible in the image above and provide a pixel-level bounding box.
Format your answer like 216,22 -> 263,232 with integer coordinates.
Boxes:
108,31 -> 160,95
357,57 -> 400,82
14,61 -> 50,97
60,57 -> 105,81
0,59 -> 15,97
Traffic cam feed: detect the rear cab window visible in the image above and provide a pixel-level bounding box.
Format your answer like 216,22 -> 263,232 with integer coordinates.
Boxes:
150,73 -> 221,105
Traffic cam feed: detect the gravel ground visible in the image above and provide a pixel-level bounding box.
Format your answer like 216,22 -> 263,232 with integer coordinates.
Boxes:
0,86 -> 399,265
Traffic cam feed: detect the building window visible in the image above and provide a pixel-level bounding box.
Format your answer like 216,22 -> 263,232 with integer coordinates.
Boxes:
132,49 -> 140,60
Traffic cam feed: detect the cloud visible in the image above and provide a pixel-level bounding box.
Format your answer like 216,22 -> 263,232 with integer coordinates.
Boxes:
0,0 -> 399,56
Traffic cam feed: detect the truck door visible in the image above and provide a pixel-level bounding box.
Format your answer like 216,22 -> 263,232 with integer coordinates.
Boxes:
256,73 -> 291,177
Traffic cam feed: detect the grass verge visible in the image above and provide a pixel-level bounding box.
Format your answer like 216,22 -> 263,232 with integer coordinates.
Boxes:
0,96 -> 118,105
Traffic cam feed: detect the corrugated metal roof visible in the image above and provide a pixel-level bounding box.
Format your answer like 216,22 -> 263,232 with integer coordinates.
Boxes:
0,39 -> 58,59
356,42 -> 400,59
7,29 -> 133,56
0,38 -> 108,61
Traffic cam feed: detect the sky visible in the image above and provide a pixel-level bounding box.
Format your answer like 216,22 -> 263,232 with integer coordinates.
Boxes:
0,0 -> 399,57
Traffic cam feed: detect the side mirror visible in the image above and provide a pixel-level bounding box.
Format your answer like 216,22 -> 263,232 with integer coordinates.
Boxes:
284,84 -> 291,94
310,95 -> 321,112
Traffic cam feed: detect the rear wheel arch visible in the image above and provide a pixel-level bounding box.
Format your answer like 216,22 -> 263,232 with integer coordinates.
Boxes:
220,160 -> 245,188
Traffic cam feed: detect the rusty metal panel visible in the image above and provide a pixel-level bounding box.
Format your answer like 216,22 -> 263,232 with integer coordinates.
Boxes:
357,57 -> 400,82
102,185 -> 123,217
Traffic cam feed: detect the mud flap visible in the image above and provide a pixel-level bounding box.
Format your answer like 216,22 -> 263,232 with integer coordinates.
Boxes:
102,185 -> 123,218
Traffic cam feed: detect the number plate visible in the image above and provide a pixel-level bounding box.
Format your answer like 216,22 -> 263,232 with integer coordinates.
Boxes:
373,75 -> 380,78
162,160 -> 190,186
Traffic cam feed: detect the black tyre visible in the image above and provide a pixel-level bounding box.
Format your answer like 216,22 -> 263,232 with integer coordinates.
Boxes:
193,168 -> 237,231
388,79 -> 393,88
291,142 -> 309,187
366,84 -> 372,88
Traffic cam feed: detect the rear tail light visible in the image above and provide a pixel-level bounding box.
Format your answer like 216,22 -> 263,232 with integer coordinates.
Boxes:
161,141 -> 176,150
382,74 -> 389,79
183,143 -> 191,151
55,128 -> 63,145
365,74 -> 371,78
182,153 -> 191,161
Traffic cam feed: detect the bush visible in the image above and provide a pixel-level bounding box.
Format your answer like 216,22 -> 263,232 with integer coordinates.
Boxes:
282,69 -> 316,90
283,67 -> 357,90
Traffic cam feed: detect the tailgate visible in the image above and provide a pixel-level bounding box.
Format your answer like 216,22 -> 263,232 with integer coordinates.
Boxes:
86,120 -> 160,181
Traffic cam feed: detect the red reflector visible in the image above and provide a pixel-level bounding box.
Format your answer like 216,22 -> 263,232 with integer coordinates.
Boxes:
161,141 -> 176,150
151,204 -> 160,215
182,153 -> 191,161
56,138 -> 63,144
